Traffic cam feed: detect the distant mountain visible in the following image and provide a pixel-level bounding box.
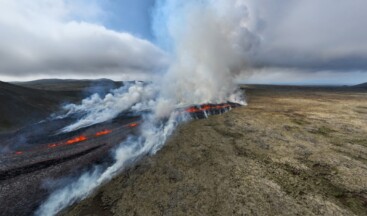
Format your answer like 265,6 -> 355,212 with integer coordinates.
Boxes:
354,82 -> 367,88
15,78 -> 124,92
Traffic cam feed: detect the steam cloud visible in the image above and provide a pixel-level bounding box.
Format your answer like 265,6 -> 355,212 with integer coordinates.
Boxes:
37,0 -> 251,215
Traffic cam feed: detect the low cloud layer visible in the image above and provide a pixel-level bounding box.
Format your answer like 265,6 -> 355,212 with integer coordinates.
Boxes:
0,0 -> 168,81
245,0 -> 367,72
1,0 -> 367,84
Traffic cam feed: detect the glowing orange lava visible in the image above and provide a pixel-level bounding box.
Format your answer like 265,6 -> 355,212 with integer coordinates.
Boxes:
66,135 -> 87,145
48,143 -> 58,148
9,121 -> 143,156
128,123 -> 139,128
95,129 -> 112,137
185,104 -> 231,113
186,107 -> 200,113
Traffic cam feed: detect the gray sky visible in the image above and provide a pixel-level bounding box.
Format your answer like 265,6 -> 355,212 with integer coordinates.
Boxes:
241,0 -> 367,84
248,0 -> 367,70
0,0 -> 367,84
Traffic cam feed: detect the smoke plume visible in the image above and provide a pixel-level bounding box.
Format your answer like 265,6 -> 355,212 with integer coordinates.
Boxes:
36,111 -> 183,216
37,0 -> 252,215
60,82 -> 159,132
154,0 -> 257,106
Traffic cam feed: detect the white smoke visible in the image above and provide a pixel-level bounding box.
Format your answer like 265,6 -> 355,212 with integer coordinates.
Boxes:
36,111 -> 184,216
58,0 -> 253,133
60,82 -> 159,132
154,0 -> 257,106
37,0 -> 254,215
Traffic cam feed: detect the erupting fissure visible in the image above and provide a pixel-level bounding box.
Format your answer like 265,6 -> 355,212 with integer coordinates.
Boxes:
10,102 -> 240,157
184,102 -> 241,116
10,100 -> 242,159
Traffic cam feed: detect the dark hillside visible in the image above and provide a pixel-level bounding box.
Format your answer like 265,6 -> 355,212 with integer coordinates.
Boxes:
0,81 -> 82,132
354,82 -> 367,89
16,79 -> 123,96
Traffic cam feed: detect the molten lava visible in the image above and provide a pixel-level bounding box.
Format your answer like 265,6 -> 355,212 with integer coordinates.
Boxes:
10,119 -> 144,156
128,123 -> 139,128
48,144 -> 58,148
95,129 -> 112,137
9,103 -> 239,157
183,102 -> 241,119
66,135 -> 87,145
185,103 -> 234,113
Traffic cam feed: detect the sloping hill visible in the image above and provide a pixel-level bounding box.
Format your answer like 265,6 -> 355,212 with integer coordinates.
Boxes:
0,79 -> 127,132
0,81 -> 82,132
354,82 -> 367,89
16,79 -> 124,95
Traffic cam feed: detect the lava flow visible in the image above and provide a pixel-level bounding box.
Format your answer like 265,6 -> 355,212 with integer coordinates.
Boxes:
95,129 -> 112,137
10,123 -> 139,156
66,135 -> 87,145
8,104 -> 238,157
0,116 -> 142,216
128,123 -> 139,128
48,144 -> 58,148
185,102 -> 241,117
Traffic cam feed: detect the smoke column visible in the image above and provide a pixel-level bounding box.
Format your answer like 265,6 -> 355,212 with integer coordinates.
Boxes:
36,0 -> 256,215
36,112 -> 183,216
153,0 -> 258,107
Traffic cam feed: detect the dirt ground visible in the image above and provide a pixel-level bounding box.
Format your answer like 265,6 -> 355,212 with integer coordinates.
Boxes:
64,86 -> 367,216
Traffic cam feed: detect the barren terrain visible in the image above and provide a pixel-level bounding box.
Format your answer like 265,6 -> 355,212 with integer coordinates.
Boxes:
64,86 -> 367,216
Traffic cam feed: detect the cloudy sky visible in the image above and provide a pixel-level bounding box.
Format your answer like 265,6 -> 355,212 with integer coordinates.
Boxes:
1,0 -> 367,84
